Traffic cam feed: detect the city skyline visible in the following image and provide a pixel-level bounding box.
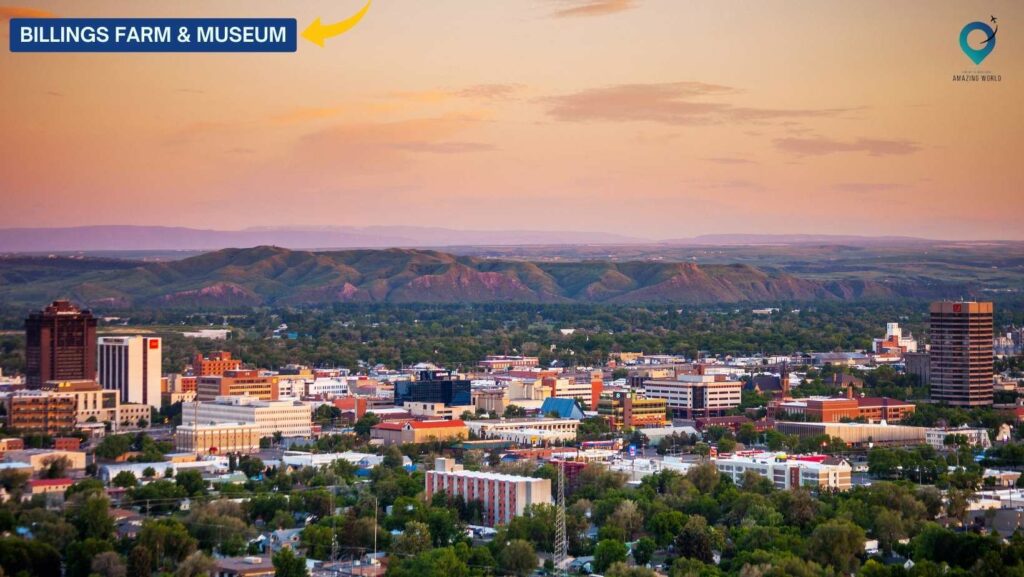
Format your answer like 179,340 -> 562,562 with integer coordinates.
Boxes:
2,1 -> 1022,240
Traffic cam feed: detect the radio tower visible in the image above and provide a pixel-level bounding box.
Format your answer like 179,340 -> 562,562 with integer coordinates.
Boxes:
554,460 -> 568,577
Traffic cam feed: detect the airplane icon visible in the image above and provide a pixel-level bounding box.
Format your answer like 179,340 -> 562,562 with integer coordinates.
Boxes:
990,15 -> 998,24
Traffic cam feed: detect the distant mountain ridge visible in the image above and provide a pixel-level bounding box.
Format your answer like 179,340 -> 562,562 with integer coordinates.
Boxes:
0,246 -> 972,309
0,225 -> 644,251
0,225 -> 961,253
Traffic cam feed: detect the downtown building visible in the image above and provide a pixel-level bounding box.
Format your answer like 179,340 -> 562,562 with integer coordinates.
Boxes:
181,395 -> 311,439
425,457 -> 551,526
643,371 -> 742,418
97,336 -> 163,408
196,369 -> 279,401
929,301 -> 994,406
24,300 -> 97,389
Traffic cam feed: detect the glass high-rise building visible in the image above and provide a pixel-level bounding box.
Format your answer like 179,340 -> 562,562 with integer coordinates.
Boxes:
929,301 -> 994,406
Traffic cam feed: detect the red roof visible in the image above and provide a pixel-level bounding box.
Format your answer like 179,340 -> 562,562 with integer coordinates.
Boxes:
408,420 -> 466,429
29,478 -> 73,488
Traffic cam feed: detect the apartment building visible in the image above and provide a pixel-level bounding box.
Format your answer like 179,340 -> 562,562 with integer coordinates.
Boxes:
464,418 -> 580,439
6,391 -> 75,434
425,458 -> 552,526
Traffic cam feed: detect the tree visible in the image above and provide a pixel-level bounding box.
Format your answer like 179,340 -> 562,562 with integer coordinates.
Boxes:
95,434 -> 133,460
353,413 -> 381,436
137,519 -> 198,571
874,509 -> 905,554
675,515 -> 716,564
66,537 -> 113,577
607,563 -> 657,577
594,539 -> 629,572
608,500 -> 644,540
111,470 -> 138,488
175,551 -> 215,577
392,521 -> 432,557
238,456 -> 265,478
273,547 -> 309,577
175,469 -> 207,496
632,536 -> 656,567
498,539 -> 538,576
128,545 -> 153,577
142,466 -> 157,479
383,445 -> 405,469
91,551 -> 127,577
69,495 -> 115,540
807,519 -> 865,574
737,422 -> 758,446
41,455 -> 71,479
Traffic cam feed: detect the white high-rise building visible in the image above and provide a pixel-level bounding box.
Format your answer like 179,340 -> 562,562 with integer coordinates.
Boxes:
97,336 -> 162,409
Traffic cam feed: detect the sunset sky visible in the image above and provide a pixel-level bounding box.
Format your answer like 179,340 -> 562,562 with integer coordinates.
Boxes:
1,0 -> 1021,240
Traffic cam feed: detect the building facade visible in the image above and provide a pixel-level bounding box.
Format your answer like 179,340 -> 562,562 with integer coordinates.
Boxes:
196,370 -> 279,402
175,423 -> 260,455
193,351 -> 242,376
425,458 -> 552,526
644,374 -> 742,418
715,453 -> 852,492
597,392 -> 669,429
97,336 -> 163,409
24,300 -> 97,389
182,396 -> 312,438
6,391 -> 76,434
394,370 -> 471,407
929,301 -> 994,406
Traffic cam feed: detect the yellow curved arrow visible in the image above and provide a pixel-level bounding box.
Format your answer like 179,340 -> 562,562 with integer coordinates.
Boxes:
302,0 -> 372,47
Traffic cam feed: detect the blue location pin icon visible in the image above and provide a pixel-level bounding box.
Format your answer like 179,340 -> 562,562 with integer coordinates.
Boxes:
960,21 -> 996,65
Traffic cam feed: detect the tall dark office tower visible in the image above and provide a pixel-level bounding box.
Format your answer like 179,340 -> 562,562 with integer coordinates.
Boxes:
929,301 -> 994,406
24,300 -> 98,389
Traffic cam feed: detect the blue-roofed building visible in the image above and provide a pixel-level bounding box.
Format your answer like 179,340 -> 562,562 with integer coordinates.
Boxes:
540,397 -> 586,420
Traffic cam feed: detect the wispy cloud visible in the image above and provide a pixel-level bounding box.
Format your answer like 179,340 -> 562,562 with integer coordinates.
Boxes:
701,157 -> 756,165
454,84 -> 526,100
774,137 -> 921,156
832,182 -> 901,193
546,82 -> 854,125
390,141 -> 496,154
550,0 -> 637,18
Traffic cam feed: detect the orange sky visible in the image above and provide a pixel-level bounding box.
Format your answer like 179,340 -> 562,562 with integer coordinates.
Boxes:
1,0 -> 1021,240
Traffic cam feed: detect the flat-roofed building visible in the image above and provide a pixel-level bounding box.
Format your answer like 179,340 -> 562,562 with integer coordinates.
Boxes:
41,380 -> 119,425
24,300 -> 97,389
464,418 -> 579,439
196,370 -> 279,402
929,301 -> 994,406
925,427 -> 992,450
776,421 -> 927,448
715,452 -> 852,491
6,390 -> 75,434
182,396 -> 311,439
778,392 -> 915,424
425,458 -> 552,526
175,423 -> 259,455
371,419 -> 468,446
193,351 -> 242,377
597,392 -> 668,429
5,448 -> 87,472
644,373 -> 741,418
479,356 -> 540,371
97,335 -> 162,409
